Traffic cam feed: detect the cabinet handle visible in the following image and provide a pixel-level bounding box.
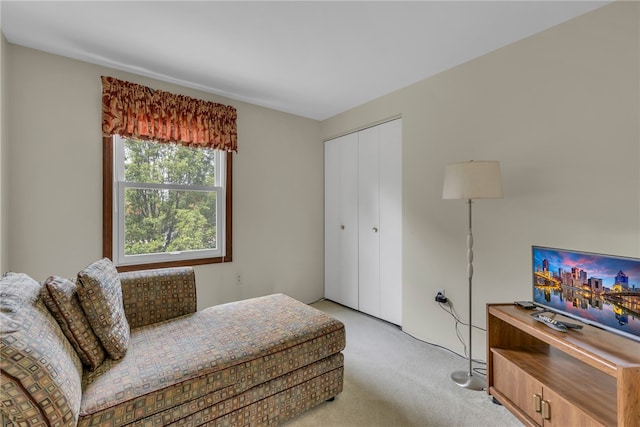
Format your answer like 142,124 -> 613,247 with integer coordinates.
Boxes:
340,225 -> 345,230
372,227 -> 378,233
532,394 -> 542,413
541,400 -> 551,420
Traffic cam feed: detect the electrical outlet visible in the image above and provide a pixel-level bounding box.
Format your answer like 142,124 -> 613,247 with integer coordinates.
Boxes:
235,272 -> 242,286
434,289 -> 447,303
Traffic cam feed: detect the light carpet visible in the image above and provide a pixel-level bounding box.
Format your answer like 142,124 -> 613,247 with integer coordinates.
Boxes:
283,299 -> 523,427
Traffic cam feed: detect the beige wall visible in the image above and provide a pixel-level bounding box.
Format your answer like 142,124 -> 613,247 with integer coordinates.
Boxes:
6,45 -> 324,309
0,32 -> 7,274
322,2 -> 640,359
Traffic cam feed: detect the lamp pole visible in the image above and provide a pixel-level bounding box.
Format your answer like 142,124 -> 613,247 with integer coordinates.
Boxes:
450,199 -> 484,390
442,160 -> 502,391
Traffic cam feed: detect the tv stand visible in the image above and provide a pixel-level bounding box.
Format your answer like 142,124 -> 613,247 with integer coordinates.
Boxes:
487,303 -> 640,427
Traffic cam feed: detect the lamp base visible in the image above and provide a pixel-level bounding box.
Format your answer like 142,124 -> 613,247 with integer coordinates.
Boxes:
451,370 -> 485,391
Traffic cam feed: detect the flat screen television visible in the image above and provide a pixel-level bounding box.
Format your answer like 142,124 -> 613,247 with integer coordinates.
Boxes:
532,245 -> 640,342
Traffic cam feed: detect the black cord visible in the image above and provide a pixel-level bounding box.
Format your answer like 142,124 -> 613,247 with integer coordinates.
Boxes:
436,300 -> 486,365
439,300 -> 486,332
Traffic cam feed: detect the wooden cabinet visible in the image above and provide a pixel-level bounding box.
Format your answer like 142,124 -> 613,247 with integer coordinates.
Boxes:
487,304 -> 640,427
324,119 -> 402,325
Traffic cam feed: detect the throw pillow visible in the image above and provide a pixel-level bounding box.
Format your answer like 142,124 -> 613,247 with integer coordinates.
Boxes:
0,272 -> 83,426
76,258 -> 130,360
41,275 -> 106,370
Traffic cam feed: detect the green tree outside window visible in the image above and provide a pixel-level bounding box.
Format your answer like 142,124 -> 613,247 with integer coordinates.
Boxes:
123,139 -> 218,256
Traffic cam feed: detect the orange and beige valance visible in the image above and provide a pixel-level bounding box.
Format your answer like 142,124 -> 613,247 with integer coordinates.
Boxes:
101,76 -> 237,152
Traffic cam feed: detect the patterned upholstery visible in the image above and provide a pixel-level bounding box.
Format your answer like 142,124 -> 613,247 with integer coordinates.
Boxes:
41,276 -> 106,370
154,356 -> 343,427
119,267 -> 197,329
76,258 -> 130,360
0,273 -> 83,426
78,294 -> 346,426
1,266 -> 346,427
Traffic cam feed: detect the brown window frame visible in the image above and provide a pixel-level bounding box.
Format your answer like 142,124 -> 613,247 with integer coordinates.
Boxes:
102,136 -> 233,272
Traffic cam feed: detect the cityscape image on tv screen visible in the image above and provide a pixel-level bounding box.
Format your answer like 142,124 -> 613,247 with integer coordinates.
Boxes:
532,246 -> 640,341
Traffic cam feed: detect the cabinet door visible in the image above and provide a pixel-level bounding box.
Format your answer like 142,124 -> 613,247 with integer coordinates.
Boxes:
492,350 -> 544,425
324,133 -> 359,310
543,387 -> 605,427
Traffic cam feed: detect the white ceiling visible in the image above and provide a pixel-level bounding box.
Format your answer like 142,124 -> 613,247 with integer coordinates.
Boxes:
1,1 -> 609,120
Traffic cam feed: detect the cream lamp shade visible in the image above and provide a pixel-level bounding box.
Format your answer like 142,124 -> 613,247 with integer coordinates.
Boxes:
442,160 -> 503,200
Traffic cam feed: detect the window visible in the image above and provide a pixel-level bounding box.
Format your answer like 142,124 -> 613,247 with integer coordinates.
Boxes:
101,76 -> 236,270
103,136 -> 232,271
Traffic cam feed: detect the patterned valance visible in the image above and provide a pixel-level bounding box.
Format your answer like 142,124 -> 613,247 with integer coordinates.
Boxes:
101,76 -> 237,152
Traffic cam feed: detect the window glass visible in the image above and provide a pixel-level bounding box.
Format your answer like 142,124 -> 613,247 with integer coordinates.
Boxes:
123,188 -> 218,255
112,136 -> 226,266
123,139 -> 218,186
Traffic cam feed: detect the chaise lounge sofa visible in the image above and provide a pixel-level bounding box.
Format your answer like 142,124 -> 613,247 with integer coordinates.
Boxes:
0,259 -> 346,426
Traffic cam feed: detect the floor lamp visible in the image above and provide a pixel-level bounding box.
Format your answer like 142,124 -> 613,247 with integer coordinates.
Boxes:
442,160 -> 503,391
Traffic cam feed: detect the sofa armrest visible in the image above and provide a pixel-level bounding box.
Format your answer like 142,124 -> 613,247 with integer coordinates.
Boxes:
119,267 -> 197,329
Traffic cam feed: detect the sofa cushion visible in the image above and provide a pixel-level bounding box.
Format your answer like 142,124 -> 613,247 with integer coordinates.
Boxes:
41,275 -> 106,370
119,267 -> 197,328
77,258 -> 130,360
0,272 -> 83,426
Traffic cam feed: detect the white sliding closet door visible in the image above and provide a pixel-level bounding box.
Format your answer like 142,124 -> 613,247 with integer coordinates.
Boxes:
358,126 -> 381,318
324,118 -> 402,325
324,132 -> 359,310
378,119 -> 402,325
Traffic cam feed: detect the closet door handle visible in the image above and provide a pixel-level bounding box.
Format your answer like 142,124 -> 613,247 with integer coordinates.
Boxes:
340,225 -> 345,230
372,227 -> 378,233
